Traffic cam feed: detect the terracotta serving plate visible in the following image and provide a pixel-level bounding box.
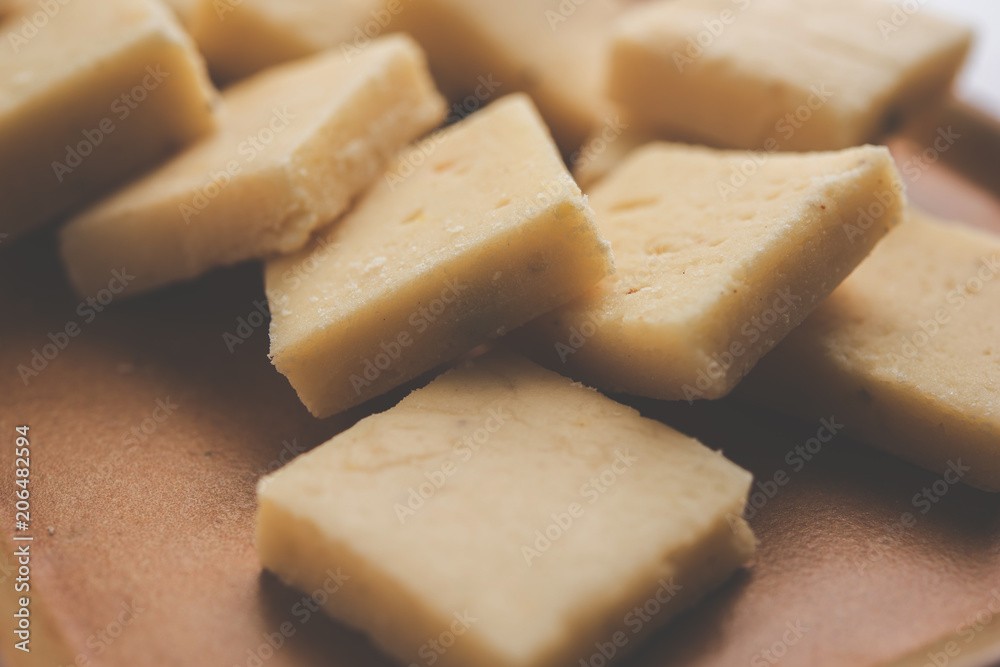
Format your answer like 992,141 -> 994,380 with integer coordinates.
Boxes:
2,100 -> 1000,667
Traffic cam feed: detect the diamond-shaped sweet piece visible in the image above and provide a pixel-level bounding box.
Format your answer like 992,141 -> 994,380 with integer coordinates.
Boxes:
608,0 -> 972,150
60,35 -> 444,297
265,94 -> 613,418
522,142 -> 906,401
1,0 -> 217,241
257,352 -> 755,667
743,211 -> 1000,492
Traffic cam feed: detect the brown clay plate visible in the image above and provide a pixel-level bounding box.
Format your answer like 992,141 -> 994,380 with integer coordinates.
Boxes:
2,100 -> 1000,667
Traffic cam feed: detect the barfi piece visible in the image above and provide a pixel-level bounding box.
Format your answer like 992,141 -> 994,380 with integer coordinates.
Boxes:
608,0 -> 972,150
265,94 -> 612,418
521,142 -> 906,402
388,0 -> 625,152
0,0 -> 216,241
742,211 -> 1000,492
190,0 -> 380,82
257,352 -> 755,667
60,36 -> 445,298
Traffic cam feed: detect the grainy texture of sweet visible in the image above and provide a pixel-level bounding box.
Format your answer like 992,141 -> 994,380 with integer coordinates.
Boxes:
257,352 -> 755,667
387,0 -> 626,153
59,36 -> 445,298
0,0 -> 217,241
609,0 -> 972,150
742,211 -> 1000,492
265,94 -> 613,419
521,142 -> 906,401
190,0 -> 380,82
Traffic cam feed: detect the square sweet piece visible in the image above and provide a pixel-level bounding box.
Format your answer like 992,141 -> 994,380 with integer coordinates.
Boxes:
742,211 -> 1000,492
388,0 -> 625,152
521,142 -> 906,401
608,0 -> 972,150
257,352 -> 755,667
0,0 -> 217,241
190,0 -> 380,82
265,94 -> 613,418
60,35 -> 445,298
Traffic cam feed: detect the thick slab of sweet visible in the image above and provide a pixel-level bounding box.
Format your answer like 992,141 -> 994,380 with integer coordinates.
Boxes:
608,0 -> 972,150
265,94 -> 612,418
742,211 -> 1000,492
522,142 -> 906,402
60,36 -> 444,298
190,0 -> 380,82
0,0 -> 216,241
257,352 -> 755,667
388,0 -> 625,153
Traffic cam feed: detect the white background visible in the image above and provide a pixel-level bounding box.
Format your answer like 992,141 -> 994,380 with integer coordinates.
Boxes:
924,0 -> 1000,115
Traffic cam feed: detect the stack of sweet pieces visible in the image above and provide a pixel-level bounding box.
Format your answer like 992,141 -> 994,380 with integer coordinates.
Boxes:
5,0 -> 997,665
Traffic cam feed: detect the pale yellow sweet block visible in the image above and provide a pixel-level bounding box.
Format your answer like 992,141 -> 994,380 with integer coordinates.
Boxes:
742,212 -> 1000,492
0,0 -> 216,241
60,36 -> 445,298
190,0 -> 380,83
388,0 -> 626,153
257,351 -> 755,667
521,142 -> 906,402
265,94 -> 613,419
608,0 -> 972,151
